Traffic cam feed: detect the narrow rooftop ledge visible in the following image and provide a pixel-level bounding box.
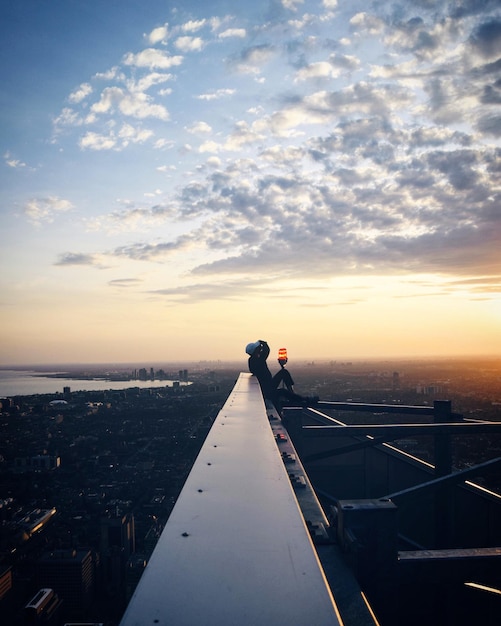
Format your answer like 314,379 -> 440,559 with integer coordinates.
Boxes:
120,372 -> 342,626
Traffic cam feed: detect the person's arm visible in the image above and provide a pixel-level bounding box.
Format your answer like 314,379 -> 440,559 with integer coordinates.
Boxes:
257,340 -> 270,360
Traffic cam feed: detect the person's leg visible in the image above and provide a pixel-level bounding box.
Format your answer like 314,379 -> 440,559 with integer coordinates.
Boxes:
272,368 -> 294,391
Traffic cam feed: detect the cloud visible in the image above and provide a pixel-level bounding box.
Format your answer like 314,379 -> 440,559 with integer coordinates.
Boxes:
53,107 -> 85,129
78,123 -> 153,151
85,205 -> 176,235
24,197 -> 74,225
123,48 -> 183,69
127,72 -> 174,93
282,0 -> 304,11
198,120 -> 265,153
350,12 -> 385,37
174,36 -> 204,52
181,19 -> 207,33
186,121 -> 213,134
54,252 -> 101,266
118,124 -> 154,146
476,114 -> 501,136
68,83 -> 93,104
294,61 -> 341,82
108,278 -> 143,287
147,24 -> 168,45
470,19 -> 501,58
206,156 -> 222,168
79,131 -> 117,151
196,88 -> 235,101
219,28 -> 246,39
90,87 -> 170,120
4,151 -> 27,168
35,0 -> 501,302
231,44 -> 276,74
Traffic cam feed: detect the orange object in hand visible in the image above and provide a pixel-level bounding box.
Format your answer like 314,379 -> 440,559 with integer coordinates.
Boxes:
278,347 -> 288,364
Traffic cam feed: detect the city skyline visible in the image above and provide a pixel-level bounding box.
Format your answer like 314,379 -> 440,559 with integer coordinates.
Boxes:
1,0 -> 500,365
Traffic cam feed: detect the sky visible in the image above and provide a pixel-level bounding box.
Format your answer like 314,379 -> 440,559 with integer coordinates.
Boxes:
1,0 -> 500,366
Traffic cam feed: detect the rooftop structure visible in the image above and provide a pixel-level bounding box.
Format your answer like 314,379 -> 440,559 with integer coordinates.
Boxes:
100,373 -> 501,624
120,373 -> 346,626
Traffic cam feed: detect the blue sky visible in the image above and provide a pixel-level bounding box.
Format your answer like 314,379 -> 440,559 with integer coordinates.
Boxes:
1,0 -> 500,365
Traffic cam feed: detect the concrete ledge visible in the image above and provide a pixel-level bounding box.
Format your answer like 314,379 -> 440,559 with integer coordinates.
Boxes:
120,373 -> 342,626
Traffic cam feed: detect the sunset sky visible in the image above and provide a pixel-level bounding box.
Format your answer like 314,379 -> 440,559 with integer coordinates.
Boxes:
1,0 -> 500,366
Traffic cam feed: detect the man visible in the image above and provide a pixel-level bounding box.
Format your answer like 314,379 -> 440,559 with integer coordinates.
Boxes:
245,340 -> 317,412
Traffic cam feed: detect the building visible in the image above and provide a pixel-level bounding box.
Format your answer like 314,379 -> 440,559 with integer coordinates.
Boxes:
24,588 -> 62,625
36,550 -> 95,621
0,564 -> 12,601
100,511 -> 135,601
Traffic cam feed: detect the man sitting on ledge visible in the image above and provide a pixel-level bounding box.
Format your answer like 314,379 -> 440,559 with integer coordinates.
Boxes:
245,339 -> 318,413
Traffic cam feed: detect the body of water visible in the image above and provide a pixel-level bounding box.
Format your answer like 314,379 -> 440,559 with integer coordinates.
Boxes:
0,369 -> 185,397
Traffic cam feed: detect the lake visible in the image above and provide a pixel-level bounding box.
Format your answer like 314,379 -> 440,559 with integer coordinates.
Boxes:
0,369 -> 186,397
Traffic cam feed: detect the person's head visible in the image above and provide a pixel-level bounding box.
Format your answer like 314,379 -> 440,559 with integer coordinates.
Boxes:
245,341 -> 261,356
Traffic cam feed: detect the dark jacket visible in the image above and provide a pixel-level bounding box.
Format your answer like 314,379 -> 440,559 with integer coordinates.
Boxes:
248,340 -> 274,400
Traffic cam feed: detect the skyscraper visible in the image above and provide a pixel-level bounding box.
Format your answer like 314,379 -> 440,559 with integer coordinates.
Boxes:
100,511 -> 135,601
36,550 -> 95,621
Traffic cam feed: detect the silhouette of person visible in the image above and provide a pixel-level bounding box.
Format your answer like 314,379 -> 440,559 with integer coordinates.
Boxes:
245,340 -> 317,413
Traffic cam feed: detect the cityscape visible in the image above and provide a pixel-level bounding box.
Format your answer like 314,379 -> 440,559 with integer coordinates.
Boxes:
2,1 -> 500,623
1,356 -> 500,624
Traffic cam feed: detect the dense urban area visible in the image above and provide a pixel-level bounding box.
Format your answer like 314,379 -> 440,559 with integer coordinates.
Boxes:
1,356 -> 500,624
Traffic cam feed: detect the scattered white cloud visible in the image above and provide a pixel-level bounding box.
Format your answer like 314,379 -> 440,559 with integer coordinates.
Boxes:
79,131 -> 116,150
24,196 -> 74,225
174,36 -> 204,53
94,66 -> 122,81
232,44 -> 276,74
186,121 -> 213,134
9,1 -> 501,306
118,123 -> 154,145
182,19 -> 207,33
219,28 -> 246,39
350,12 -> 385,36
79,122 -> 154,151
53,107 -> 84,128
4,152 -> 27,168
127,72 -> 174,93
294,61 -> 341,82
123,48 -> 183,69
282,0 -> 304,11
68,82 -> 93,103
90,87 -> 170,120
206,156 -> 222,168
147,24 -> 168,45
196,88 -> 235,101
154,139 -> 175,150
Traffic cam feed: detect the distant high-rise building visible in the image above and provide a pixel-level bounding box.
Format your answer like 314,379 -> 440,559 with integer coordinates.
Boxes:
100,511 -> 135,600
36,550 -> 95,621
